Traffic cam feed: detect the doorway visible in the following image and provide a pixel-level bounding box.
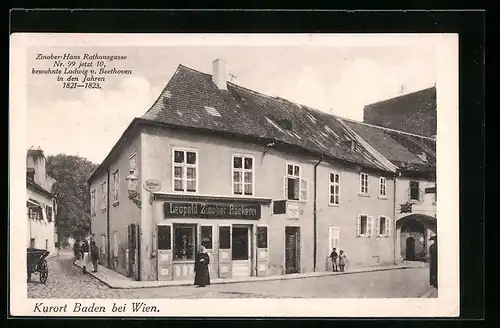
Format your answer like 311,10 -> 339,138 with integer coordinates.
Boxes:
406,237 -> 416,261
232,226 -> 251,277
285,226 -> 300,274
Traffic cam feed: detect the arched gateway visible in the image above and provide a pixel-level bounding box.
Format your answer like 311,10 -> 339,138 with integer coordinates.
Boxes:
396,214 -> 436,262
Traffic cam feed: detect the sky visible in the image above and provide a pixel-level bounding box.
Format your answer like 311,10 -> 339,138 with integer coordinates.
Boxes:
26,42 -> 437,164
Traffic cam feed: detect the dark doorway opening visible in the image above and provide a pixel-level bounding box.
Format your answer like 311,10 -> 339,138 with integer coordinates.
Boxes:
406,237 -> 416,261
232,227 -> 249,260
285,226 -> 300,274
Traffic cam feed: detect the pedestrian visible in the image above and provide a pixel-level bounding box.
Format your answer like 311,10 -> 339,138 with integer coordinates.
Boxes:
194,245 -> 210,287
81,239 -> 90,274
339,250 -> 348,272
330,247 -> 339,272
73,239 -> 81,264
429,235 -> 438,288
90,240 -> 99,273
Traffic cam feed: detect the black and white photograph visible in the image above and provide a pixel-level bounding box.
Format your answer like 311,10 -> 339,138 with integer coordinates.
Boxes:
10,33 -> 459,317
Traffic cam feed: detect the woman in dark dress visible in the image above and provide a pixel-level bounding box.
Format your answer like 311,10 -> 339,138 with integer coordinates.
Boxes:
429,235 -> 438,288
194,246 -> 210,287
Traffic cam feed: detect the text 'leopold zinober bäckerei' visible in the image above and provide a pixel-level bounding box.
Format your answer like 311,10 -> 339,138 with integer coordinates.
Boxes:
165,202 -> 260,219
33,302 -> 160,313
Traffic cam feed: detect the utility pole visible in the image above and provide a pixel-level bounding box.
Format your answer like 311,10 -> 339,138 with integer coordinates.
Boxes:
399,84 -> 406,95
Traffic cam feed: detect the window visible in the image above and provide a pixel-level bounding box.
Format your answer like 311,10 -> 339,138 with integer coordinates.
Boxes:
173,224 -> 196,261
377,216 -> 391,238
284,164 -> 308,201
158,226 -> 172,250
46,205 -> 53,222
379,177 -> 387,197
91,190 -> 96,216
101,182 -> 107,211
172,149 -> 197,192
201,226 -> 213,250
129,153 -> 137,174
113,231 -> 118,257
257,226 -> 268,248
329,172 -> 340,205
360,173 -> 369,194
410,181 -> 420,201
329,227 -> 340,251
232,155 -> 254,196
112,170 -> 119,204
219,226 -> 231,249
356,215 -> 372,237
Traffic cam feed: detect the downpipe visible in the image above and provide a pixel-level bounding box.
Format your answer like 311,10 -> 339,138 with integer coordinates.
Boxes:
313,155 -> 324,272
392,170 -> 400,265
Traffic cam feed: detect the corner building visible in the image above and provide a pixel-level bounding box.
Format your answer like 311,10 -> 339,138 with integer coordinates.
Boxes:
89,59 -> 398,281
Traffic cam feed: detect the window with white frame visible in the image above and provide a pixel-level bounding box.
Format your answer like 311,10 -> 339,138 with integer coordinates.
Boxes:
356,215 -> 372,237
112,170 -> 119,204
129,153 -> 137,174
377,216 -> 390,237
232,155 -> 254,196
101,182 -> 107,211
173,149 -> 197,192
284,164 -> 308,201
379,177 -> 387,197
91,190 -> 96,216
329,172 -> 340,205
360,173 -> 369,194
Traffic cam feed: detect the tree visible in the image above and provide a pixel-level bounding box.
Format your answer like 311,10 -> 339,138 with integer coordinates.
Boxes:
46,154 -> 98,240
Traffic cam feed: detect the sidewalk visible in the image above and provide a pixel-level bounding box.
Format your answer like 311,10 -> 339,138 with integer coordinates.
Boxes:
74,260 -> 428,289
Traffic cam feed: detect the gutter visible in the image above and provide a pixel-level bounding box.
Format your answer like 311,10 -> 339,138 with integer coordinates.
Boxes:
393,170 -> 400,265
313,155 -> 324,272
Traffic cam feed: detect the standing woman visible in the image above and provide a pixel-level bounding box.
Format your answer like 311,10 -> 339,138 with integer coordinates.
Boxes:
81,239 -> 90,274
429,235 -> 438,288
194,246 -> 210,287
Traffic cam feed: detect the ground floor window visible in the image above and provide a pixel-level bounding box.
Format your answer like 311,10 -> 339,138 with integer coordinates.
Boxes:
174,224 -> 196,261
357,215 -> 372,237
201,225 -> 213,250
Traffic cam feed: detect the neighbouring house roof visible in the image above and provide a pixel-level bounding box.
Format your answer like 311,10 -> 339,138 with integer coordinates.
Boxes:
27,177 -> 55,199
343,119 -> 436,176
89,64 -> 395,184
363,87 -> 437,138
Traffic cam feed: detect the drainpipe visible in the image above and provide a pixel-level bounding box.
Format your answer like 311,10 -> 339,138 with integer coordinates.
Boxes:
106,169 -> 111,268
392,170 -> 400,265
313,155 -> 324,272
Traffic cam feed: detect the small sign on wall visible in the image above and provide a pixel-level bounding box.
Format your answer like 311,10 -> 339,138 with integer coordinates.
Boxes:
144,179 -> 162,192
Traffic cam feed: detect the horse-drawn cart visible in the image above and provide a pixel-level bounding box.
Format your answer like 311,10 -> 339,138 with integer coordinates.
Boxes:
27,248 -> 50,283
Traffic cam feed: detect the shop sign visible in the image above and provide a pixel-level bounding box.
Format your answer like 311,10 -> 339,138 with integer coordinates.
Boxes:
143,179 -> 162,192
164,202 -> 261,219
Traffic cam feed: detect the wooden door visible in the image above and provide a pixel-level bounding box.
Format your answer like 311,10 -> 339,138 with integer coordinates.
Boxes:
218,225 -> 232,279
256,225 -> 269,277
157,225 -> 173,281
285,227 -> 300,274
199,224 -> 215,277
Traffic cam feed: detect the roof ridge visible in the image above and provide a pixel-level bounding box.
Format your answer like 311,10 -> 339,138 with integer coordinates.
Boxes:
341,117 -> 436,141
364,85 -> 436,108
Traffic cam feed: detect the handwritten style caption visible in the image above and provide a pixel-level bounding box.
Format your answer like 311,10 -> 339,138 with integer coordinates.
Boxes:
33,301 -> 160,314
31,53 -> 133,90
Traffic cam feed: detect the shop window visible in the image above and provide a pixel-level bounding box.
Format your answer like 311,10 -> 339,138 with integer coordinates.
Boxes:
257,226 -> 268,248
201,226 -> 213,249
284,163 -> 308,201
232,155 -> 254,196
173,149 -> 197,192
219,226 -> 230,249
173,224 -> 196,260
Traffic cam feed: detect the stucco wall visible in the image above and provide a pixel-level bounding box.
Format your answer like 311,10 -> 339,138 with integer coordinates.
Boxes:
27,188 -> 57,257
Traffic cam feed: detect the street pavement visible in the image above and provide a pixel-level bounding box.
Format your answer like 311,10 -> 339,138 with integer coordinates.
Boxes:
28,250 -> 435,299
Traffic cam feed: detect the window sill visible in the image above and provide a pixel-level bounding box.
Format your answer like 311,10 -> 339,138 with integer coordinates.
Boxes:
112,201 -> 119,207
287,199 -> 306,203
328,203 -> 340,207
358,193 -> 370,198
357,235 -> 371,238
173,260 -> 195,263
378,196 -> 388,200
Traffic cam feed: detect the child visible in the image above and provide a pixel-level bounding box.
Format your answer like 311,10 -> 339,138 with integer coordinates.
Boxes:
330,248 -> 338,272
339,250 -> 348,272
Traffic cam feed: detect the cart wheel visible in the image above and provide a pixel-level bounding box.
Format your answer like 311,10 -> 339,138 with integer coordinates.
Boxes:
39,260 -> 48,284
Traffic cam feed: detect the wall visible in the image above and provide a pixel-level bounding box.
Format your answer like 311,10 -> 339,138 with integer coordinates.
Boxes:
395,177 -> 436,221
90,134 -> 142,278
316,163 -> 395,269
27,188 -> 57,257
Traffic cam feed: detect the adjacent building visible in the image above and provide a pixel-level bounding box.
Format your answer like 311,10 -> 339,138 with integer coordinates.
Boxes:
26,148 -> 58,257
363,86 -> 437,138
88,59 -> 403,282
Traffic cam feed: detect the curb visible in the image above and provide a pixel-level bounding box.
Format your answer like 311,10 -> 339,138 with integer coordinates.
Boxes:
74,261 -> 425,290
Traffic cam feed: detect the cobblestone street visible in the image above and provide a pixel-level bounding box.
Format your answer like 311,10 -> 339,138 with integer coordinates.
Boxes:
28,250 -> 435,299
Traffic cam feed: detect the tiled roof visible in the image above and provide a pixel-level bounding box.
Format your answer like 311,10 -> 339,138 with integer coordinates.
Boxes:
343,119 -> 436,174
363,87 -> 437,137
27,177 -> 55,198
141,64 -> 391,172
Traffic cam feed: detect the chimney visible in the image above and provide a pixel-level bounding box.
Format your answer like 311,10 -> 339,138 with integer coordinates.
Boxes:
212,58 -> 227,90
27,148 -> 47,188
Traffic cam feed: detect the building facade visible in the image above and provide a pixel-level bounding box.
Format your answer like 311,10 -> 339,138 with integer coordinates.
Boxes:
26,149 -> 58,257
89,59 -> 400,282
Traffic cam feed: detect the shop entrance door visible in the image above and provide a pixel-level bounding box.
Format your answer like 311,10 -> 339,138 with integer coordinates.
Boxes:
232,226 -> 251,277
285,226 -> 300,274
